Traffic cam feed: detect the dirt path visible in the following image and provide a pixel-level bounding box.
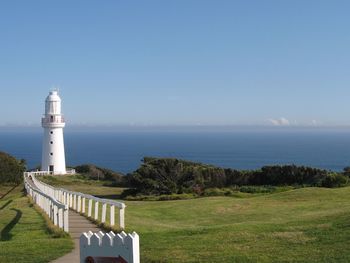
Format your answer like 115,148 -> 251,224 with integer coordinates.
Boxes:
51,210 -> 101,263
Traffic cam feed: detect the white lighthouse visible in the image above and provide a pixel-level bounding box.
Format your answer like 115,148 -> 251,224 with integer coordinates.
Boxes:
41,90 -> 66,175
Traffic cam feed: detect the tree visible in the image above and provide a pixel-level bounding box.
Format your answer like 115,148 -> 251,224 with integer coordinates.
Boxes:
0,151 -> 26,184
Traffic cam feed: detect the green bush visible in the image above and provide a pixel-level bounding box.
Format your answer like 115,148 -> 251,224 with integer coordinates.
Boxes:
0,151 -> 26,184
321,173 -> 349,188
126,157 -> 347,197
203,188 -> 227,196
74,164 -> 124,185
124,193 -> 195,201
239,185 -> 277,194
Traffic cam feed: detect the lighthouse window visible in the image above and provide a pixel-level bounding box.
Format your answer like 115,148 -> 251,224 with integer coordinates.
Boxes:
50,141 -> 53,144
50,131 -> 53,134
50,153 -> 53,156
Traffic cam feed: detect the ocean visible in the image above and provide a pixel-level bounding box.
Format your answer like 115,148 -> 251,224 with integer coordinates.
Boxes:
1,128 -> 350,174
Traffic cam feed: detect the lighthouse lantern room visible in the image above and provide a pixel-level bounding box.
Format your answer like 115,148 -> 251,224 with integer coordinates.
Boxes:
41,90 -> 66,175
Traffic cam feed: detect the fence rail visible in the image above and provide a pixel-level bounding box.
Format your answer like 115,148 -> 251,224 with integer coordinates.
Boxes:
26,172 -> 126,229
28,169 -> 76,176
24,172 -> 69,232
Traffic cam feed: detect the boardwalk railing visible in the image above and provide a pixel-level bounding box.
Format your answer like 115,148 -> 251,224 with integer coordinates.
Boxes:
29,172 -> 126,229
24,172 -> 69,232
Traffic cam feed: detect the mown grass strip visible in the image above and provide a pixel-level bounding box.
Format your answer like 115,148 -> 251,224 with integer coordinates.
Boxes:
0,185 -> 73,263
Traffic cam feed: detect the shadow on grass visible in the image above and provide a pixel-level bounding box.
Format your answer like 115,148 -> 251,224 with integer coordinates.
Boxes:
94,194 -> 121,200
0,208 -> 22,241
0,185 -> 18,200
0,200 -> 13,211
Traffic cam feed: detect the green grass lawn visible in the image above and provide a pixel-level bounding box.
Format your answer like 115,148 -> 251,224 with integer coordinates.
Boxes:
39,175 -> 350,262
41,175 -> 125,199
125,187 -> 350,262
0,185 -> 73,263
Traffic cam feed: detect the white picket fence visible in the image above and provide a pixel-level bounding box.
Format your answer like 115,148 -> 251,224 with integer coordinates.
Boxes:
25,171 -> 126,229
24,172 -> 137,262
80,231 -> 140,263
24,173 -> 69,231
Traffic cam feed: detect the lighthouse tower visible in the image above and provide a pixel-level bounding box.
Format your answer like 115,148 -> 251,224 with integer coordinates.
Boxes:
41,90 -> 66,175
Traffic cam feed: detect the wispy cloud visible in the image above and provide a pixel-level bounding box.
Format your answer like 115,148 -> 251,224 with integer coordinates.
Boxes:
268,117 -> 291,126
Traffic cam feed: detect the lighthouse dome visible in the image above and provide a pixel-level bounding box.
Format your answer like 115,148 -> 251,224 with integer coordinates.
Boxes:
45,90 -> 62,115
45,90 -> 61,102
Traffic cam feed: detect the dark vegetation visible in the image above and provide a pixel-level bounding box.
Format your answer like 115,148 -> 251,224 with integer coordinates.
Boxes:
0,152 -> 26,184
74,164 -> 124,186
2,148 -> 348,198
124,157 -> 350,196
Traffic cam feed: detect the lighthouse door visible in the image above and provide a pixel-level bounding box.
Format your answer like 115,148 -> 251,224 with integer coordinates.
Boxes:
49,165 -> 54,173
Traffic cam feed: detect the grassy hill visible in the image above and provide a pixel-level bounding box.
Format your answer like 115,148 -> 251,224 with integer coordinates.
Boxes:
0,185 -> 73,263
40,175 -> 350,262
41,174 -> 125,199
126,187 -> 350,262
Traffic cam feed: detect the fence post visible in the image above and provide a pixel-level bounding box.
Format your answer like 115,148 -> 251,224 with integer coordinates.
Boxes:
94,201 -> 99,220
69,194 -> 73,208
58,208 -> 63,228
110,205 -> 115,226
46,198 -> 49,216
88,199 -> 92,217
65,192 -> 68,206
119,207 -> 125,229
64,206 -> 69,232
50,202 -> 54,220
53,205 -> 58,226
48,200 -> 52,218
82,197 -> 86,214
77,196 -> 81,212
102,203 -> 107,223
73,194 -> 77,210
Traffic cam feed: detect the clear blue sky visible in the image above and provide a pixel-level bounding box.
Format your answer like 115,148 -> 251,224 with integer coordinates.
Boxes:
1,0 -> 350,127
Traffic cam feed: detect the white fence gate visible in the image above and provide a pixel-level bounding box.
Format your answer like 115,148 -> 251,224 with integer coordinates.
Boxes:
80,231 -> 140,263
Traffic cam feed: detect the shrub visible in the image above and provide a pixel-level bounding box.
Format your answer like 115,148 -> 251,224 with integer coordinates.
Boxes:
321,173 -> 349,188
0,152 -> 26,184
203,188 -> 227,196
239,185 -> 276,194
124,193 -> 195,201
126,157 -> 346,196
74,164 -> 125,185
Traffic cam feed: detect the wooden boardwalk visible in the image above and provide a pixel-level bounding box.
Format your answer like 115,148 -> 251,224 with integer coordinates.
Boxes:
51,210 -> 101,263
